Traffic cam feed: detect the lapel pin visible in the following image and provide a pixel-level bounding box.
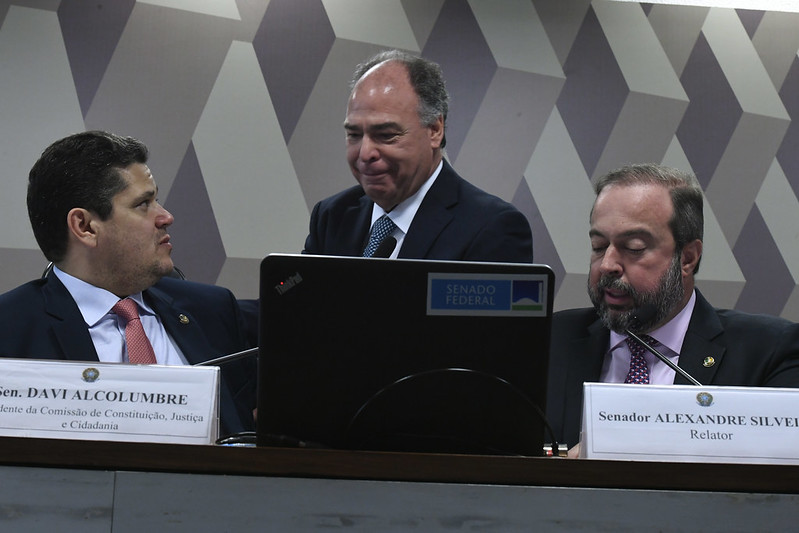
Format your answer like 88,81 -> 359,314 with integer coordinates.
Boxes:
703,356 -> 715,368
178,314 -> 190,325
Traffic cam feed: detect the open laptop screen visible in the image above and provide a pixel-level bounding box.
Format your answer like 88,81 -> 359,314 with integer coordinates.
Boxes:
257,254 -> 554,455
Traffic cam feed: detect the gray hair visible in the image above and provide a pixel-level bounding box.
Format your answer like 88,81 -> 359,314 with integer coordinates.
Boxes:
351,49 -> 449,148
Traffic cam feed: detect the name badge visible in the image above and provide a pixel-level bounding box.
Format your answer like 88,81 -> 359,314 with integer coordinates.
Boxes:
0,358 -> 219,444
580,382 -> 799,464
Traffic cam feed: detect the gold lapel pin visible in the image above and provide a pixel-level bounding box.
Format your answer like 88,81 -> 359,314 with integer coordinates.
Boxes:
703,356 -> 715,368
178,314 -> 190,325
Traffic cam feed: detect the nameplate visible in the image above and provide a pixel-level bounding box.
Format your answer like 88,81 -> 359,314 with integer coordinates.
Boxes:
580,382 -> 799,464
0,358 -> 219,445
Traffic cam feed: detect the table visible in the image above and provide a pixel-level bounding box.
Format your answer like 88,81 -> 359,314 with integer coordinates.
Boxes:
1,436 -> 797,531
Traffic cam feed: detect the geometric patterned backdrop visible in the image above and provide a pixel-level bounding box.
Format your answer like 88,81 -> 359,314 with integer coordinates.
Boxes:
2,0 -> 799,320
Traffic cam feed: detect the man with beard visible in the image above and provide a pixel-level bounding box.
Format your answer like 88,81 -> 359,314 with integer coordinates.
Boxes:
546,163 -> 799,449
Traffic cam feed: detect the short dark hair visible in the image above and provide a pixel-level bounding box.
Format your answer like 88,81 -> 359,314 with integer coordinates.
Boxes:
27,130 -> 149,262
351,49 -> 450,148
592,163 -> 704,273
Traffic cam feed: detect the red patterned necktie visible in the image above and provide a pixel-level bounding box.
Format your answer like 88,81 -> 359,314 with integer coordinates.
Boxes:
624,335 -> 655,384
112,298 -> 157,364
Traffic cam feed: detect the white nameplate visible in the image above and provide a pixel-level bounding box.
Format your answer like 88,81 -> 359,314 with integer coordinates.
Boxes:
580,382 -> 799,464
0,358 -> 219,445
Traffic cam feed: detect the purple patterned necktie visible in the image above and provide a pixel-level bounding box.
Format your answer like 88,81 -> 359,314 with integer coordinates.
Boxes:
362,215 -> 397,257
624,335 -> 655,384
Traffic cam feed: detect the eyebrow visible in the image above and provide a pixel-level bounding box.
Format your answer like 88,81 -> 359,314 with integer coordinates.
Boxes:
343,121 -> 403,132
589,228 -> 653,240
130,187 -> 157,207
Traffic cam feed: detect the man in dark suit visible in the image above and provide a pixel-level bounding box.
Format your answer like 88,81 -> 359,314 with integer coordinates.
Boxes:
0,131 -> 255,438
303,49 -> 533,263
546,164 -> 799,449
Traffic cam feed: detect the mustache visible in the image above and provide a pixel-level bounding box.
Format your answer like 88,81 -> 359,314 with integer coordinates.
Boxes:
596,276 -> 638,300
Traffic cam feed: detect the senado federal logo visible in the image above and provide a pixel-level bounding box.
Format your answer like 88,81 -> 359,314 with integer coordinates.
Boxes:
427,273 -> 548,317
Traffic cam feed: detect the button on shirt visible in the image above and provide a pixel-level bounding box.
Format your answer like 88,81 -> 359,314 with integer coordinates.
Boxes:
368,160 -> 443,258
600,291 -> 697,385
53,267 -> 188,365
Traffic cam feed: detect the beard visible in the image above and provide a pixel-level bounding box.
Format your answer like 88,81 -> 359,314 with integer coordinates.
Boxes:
588,253 -> 684,334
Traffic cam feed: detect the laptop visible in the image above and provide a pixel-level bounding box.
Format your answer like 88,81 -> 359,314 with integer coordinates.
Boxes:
256,254 -> 554,455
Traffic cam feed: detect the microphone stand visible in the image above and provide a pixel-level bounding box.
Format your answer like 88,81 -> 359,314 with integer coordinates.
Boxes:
625,329 -> 702,386
195,347 -> 258,367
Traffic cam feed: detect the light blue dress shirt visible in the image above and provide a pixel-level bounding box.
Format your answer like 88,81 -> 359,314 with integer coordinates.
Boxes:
54,266 -> 188,365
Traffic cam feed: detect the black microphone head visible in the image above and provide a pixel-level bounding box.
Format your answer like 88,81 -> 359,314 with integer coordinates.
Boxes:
372,236 -> 397,258
630,303 -> 658,331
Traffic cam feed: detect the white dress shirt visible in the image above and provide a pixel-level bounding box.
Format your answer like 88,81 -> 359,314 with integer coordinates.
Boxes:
367,160 -> 443,258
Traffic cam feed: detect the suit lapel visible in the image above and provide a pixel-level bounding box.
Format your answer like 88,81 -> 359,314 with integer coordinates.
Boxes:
42,275 -> 100,361
145,286 -> 217,365
340,195 -> 373,255
146,284 -> 251,435
399,160 -> 456,258
675,291 -> 725,385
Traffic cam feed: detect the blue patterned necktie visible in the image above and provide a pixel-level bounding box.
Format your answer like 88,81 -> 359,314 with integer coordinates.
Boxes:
362,215 -> 397,257
624,335 -> 655,384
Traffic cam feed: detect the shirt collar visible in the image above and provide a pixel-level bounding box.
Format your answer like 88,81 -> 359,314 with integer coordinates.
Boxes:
52,266 -> 153,327
609,290 -> 697,354
370,159 -> 443,233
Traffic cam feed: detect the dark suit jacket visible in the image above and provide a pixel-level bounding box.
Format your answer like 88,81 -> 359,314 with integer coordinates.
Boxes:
0,274 -> 256,438
546,290 -> 799,447
303,160 -> 534,263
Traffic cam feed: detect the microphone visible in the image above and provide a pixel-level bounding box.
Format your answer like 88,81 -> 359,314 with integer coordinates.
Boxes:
628,303 -> 658,332
625,305 -> 702,386
195,347 -> 258,367
372,236 -> 397,258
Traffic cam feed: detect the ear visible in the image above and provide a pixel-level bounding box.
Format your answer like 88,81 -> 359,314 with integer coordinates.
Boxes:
66,208 -> 99,249
680,239 -> 702,276
428,115 -> 444,149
